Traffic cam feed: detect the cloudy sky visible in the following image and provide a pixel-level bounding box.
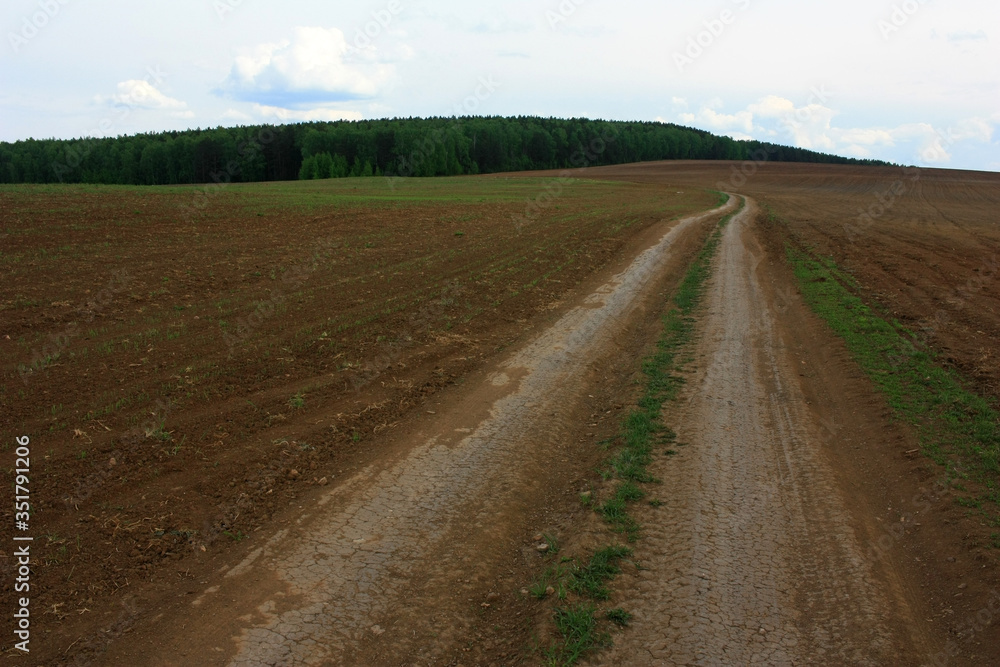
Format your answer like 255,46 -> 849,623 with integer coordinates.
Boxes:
2,0 -> 997,171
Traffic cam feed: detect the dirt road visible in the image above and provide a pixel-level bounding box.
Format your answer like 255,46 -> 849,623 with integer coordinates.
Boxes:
597,200 -> 934,665
97,198 -> 735,666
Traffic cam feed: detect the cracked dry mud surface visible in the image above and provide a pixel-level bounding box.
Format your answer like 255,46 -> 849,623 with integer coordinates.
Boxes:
108,201 -> 736,666
598,201 -> 928,666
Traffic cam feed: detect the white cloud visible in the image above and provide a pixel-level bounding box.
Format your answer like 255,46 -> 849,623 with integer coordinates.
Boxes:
678,107 -> 753,134
220,108 -> 253,122
741,95 -> 839,150
912,128 -> 952,163
835,127 -> 897,147
665,96 -> 997,165
101,80 -> 188,111
218,27 -> 394,107
251,104 -> 364,123
3,2 -> 997,171
950,117 -> 994,142
747,95 -> 795,118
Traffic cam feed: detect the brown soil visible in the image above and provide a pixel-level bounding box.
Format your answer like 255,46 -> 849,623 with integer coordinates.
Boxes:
0,178 -> 717,664
3,160 -> 1000,665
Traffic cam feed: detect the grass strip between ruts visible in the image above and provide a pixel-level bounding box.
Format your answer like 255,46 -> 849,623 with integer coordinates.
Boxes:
542,196 -> 743,665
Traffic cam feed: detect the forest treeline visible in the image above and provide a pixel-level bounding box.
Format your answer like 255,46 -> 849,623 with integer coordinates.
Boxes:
0,116 -> 889,185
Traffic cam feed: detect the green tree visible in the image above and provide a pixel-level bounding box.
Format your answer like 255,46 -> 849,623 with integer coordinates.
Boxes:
315,152 -> 334,179
298,154 -> 319,180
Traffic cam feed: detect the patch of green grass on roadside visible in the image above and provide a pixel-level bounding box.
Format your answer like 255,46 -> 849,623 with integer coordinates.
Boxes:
530,547 -> 632,665
568,545 -> 633,601
785,242 -> 1000,513
605,608 -> 633,627
529,560 -> 576,600
528,545 -> 633,604
544,604 -> 608,666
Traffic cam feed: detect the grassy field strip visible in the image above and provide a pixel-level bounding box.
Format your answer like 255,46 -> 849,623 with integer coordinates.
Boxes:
538,195 -> 743,665
783,229 -> 1000,522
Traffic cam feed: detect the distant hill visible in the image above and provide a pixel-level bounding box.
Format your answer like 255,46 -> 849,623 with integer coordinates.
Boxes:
0,116 -> 890,185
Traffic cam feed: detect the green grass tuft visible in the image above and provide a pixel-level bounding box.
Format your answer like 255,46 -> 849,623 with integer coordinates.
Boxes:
544,604 -> 608,666
568,545 -> 633,601
605,608 -> 633,627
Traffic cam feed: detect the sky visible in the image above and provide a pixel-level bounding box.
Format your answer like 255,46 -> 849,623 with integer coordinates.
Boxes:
1,0 -> 998,171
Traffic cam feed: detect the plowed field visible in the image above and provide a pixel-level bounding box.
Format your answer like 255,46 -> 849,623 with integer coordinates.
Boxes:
1,178 -> 717,664
4,162 -> 1000,665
